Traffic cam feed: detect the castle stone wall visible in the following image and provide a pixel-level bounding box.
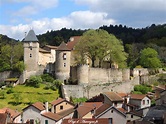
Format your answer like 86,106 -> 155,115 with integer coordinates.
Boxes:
62,76 -> 140,99
0,71 -> 20,83
77,65 -> 89,84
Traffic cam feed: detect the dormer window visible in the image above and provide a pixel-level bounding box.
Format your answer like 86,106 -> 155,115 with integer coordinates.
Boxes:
63,53 -> 66,60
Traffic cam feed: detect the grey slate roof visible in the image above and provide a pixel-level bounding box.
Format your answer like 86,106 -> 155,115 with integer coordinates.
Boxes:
56,42 -> 71,51
24,29 -> 39,42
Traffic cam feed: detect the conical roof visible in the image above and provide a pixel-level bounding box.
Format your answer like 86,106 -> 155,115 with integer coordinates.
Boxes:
56,42 -> 71,51
24,29 -> 39,42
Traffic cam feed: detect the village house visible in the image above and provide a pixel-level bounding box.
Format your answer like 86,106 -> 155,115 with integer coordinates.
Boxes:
155,85 -> 166,105
50,98 -> 75,113
101,92 -> 124,108
0,107 -> 21,123
72,102 -> 103,119
94,104 -> 127,124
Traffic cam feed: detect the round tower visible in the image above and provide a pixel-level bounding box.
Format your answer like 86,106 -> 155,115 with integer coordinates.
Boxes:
23,29 -> 39,72
55,42 -> 71,83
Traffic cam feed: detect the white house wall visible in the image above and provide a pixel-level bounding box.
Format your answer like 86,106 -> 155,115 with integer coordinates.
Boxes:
22,106 -> 42,123
97,108 -> 126,124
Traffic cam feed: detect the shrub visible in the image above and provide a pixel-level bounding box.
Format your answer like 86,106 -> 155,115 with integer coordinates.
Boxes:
26,76 -> 42,88
0,90 -> 6,99
6,88 -> 14,94
134,84 -> 152,94
0,82 -> 6,88
41,74 -> 54,82
50,85 -> 57,91
52,80 -> 62,88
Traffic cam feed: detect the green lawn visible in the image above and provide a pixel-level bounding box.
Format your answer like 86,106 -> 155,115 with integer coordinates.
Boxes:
0,84 -> 59,111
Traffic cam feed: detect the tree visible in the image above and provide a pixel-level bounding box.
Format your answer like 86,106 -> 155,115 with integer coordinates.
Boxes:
0,42 -> 23,71
75,29 -> 127,68
26,76 -> 43,88
139,47 -> 162,68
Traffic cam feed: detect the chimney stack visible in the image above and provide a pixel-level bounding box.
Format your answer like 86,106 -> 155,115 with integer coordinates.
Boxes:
45,102 -> 48,112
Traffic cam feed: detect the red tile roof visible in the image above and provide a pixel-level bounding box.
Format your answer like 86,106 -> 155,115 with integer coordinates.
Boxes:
57,107 -> 75,118
0,113 -> 7,124
76,102 -> 103,118
32,102 -> 46,111
117,108 -> 127,113
42,112 -> 62,121
102,92 -> 123,102
81,102 -> 103,109
94,104 -> 111,117
76,105 -> 94,118
67,36 -> 81,50
0,107 -> 20,119
130,94 -> 147,100
23,102 -> 45,111
117,93 -> 128,98
51,98 -> 65,105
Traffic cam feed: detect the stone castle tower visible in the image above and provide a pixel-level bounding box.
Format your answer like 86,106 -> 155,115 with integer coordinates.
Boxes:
55,42 -> 71,83
23,30 -> 39,74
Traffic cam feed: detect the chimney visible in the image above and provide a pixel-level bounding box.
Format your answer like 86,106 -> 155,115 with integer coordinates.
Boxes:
45,102 -> 48,112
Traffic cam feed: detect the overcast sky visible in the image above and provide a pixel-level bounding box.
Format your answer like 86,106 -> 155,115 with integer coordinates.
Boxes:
0,0 -> 166,40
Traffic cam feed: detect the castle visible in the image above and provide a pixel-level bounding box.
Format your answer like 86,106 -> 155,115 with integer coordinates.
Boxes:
23,29 -> 159,99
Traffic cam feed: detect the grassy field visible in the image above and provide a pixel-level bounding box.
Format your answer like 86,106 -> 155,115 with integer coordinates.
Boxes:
0,84 -> 59,111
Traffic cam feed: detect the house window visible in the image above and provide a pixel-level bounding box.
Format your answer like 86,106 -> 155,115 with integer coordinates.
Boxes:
143,100 -> 145,105
30,119 -> 34,124
131,115 -> 133,118
109,118 -> 113,124
111,110 -> 113,113
45,120 -> 48,124
60,105 -> 63,110
114,102 -> 117,107
30,54 -> 32,57
63,53 -> 67,60
147,100 -> 149,105
64,63 -> 66,67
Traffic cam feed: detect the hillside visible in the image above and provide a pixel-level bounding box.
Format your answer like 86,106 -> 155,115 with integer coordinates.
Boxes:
0,84 -> 59,111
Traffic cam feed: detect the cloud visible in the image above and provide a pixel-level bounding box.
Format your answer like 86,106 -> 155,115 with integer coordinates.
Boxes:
0,11 -> 116,40
2,0 -> 59,17
73,0 -> 166,27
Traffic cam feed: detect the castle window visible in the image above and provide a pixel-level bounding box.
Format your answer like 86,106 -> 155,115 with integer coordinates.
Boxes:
30,54 -> 32,57
30,46 -> 32,50
64,63 -> 66,67
63,53 -> 66,60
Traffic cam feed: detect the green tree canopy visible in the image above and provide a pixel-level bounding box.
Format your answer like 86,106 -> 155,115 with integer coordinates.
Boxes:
75,29 -> 127,68
0,42 -> 23,72
139,47 -> 162,68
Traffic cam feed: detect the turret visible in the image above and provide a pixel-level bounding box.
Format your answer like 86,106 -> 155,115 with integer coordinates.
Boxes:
55,42 -> 71,83
23,29 -> 39,72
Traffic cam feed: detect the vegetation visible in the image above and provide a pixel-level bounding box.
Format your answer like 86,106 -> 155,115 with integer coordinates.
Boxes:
70,97 -> 88,104
139,48 -> 162,68
26,75 -> 43,88
133,84 -> 152,94
75,29 -> 127,68
0,84 -> 59,111
0,24 -> 166,70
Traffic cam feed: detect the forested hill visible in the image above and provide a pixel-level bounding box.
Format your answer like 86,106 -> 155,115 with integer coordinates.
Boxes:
1,24 -> 166,47
37,28 -> 85,47
0,34 -> 18,45
100,24 -> 166,46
